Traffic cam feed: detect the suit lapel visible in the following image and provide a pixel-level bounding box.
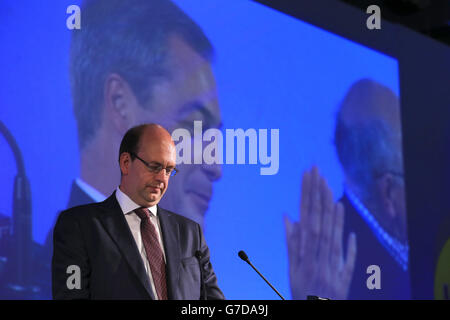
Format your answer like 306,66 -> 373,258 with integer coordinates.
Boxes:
98,192 -> 155,299
158,206 -> 181,300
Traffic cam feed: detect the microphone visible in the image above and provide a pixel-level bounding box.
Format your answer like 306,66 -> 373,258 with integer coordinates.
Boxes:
0,121 -> 32,289
195,250 -> 207,300
238,250 -> 285,300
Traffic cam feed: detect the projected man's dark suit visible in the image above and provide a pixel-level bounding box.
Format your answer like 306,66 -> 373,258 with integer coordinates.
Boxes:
284,79 -> 409,300
341,195 -> 410,299
43,181 -> 96,261
67,181 -> 96,209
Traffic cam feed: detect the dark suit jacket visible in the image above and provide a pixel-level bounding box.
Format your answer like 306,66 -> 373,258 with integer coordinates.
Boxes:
52,191 -> 224,300
341,195 -> 411,299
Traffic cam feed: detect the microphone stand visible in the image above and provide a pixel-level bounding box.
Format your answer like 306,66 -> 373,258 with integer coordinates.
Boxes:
0,120 -> 41,299
238,250 -> 285,300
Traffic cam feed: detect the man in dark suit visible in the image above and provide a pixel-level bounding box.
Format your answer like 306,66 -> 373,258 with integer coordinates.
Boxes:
52,124 -> 224,300
284,79 -> 410,299
334,79 -> 410,299
340,193 -> 410,299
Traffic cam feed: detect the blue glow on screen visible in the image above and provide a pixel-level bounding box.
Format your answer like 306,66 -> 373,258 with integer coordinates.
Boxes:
0,0 -> 400,299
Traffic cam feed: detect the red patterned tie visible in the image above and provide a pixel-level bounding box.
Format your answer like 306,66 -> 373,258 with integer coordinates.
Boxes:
134,207 -> 168,300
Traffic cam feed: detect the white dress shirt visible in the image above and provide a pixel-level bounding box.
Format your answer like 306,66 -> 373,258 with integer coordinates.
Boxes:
115,186 -> 167,300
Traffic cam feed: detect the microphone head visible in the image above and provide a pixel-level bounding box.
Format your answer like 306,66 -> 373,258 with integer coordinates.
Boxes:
238,250 -> 249,262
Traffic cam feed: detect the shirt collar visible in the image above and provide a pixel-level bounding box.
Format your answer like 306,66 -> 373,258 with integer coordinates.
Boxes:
345,187 -> 409,271
115,186 -> 157,217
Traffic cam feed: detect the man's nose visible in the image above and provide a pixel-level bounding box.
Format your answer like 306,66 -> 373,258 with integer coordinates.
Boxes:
201,162 -> 222,182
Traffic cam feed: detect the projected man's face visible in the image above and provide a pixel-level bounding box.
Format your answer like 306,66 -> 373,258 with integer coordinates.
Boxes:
394,180 -> 407,242
134,35 -> 222,226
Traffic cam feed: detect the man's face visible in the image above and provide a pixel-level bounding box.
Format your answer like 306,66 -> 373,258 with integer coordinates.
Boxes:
132,35 -> 222,226
123,130 -> 177,207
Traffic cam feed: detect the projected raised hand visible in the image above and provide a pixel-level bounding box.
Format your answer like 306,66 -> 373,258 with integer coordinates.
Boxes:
284,166 -> 357,300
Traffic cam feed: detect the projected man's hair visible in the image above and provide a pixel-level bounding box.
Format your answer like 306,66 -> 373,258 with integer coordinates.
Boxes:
334,79 -> 404,206
69,0 -> 214,151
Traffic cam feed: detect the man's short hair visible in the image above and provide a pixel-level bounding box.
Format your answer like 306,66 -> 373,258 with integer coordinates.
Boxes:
70,0 -> 214,151
118,124 -> 148,164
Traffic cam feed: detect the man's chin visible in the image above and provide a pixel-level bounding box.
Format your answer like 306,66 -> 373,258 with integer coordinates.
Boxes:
142,195 -> 161,207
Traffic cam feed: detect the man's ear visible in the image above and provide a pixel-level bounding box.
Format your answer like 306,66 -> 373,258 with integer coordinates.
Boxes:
376,173 -> 397,219
104,73 -> 140,135
119,152 -> 131,176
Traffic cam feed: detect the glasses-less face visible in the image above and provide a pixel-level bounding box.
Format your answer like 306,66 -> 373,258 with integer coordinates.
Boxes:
130,152 -> 178,177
